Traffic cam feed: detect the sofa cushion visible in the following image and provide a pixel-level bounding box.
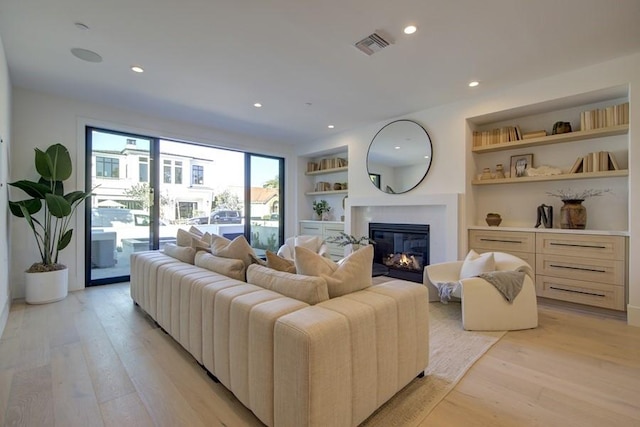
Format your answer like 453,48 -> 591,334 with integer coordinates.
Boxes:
294,245 -> 373,298
211,234 -> 257,269
195,251 -> 246,281
246,264 -> 329,305
459,249 -> 495,279
163,243 -> 196,264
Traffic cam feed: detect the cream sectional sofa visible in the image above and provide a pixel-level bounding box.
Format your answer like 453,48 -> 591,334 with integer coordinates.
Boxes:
130,250 -> 429,427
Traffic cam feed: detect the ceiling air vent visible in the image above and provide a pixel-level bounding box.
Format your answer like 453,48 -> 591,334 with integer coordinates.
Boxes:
354,31 -> 393,56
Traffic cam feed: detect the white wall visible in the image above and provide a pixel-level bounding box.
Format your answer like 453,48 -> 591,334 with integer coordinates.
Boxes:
0,35 -> 11,336
302,53 -> 640,326
10,88 -> 296,297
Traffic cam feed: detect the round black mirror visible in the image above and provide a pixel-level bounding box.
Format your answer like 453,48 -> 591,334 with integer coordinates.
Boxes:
366,120 -> 433,194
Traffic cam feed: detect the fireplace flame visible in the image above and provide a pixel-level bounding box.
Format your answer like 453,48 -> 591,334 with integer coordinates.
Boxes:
383,253 -> 423,271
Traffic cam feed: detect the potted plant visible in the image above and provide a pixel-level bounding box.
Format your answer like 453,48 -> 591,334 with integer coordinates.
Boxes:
9,143 -> 93,304
312,199 -> 331,221
326,232 -> 376,252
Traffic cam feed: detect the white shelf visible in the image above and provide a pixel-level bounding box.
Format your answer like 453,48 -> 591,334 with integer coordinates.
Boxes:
305,166 -> 348,176
305,189 -> 348,196
472,169 -> 627,185
468,225 -> 629,236
472,124 -> 628,154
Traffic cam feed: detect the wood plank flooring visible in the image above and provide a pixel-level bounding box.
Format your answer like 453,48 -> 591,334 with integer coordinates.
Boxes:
0,282 -> 638,427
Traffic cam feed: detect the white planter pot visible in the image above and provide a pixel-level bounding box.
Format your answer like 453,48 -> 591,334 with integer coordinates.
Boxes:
25,268 -> 68,304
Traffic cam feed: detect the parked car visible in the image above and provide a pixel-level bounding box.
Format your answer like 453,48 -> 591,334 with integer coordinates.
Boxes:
188,210 -> 242,225
92,208 -> 167,227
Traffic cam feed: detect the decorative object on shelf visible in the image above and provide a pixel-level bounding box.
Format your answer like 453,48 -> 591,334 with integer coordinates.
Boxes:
326,232 -> 376,253
9,143 -> 94,304
494,164 -> 505,179
546,188 -> 611,230
333,182 -> 343,190
510,153 -> 533,178
481,168 -> 492,180
312,199 -> 331,221
552,121 -> 572,135
535,204 -> 553,228
525,165 -> 562,176
485,213 -> 502,226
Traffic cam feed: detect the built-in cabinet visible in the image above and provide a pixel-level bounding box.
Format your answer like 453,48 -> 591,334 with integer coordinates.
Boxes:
469,228 -> 628,311
299,220 -> 345,261
301,149 -> 348,223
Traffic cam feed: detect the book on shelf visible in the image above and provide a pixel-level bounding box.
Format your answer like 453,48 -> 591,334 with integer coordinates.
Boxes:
472,125 -> 522,147
569,156 -> 583,173
580,101 -> 629,131
608,152 -> 620,170
570,151 -> 621,174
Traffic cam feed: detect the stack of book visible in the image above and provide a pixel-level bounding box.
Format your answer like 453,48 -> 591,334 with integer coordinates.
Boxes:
569,151 -> 620,173
580,102 -> 629,131
472,125 -> 522,147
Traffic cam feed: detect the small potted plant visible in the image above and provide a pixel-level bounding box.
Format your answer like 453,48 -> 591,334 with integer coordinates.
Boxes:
326,232 -> 376,252
9,143 -> 93,304
312,199 -> 331,221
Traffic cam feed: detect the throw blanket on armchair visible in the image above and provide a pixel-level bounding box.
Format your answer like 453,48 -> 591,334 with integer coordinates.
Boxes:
477,270 -> 525,302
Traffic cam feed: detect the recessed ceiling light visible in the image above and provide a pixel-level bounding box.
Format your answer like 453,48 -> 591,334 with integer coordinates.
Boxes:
468,81 -> 480,87
70,48 -> 102,63
403,25 -> 417,35
394,146 -> 401,150
254,103 -> 262,108
327,125 -> 335,129
131,65 -> 144,73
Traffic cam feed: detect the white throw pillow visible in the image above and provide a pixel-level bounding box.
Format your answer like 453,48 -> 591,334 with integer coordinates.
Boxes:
295,245 -> 373,298
459,250 -> 495,279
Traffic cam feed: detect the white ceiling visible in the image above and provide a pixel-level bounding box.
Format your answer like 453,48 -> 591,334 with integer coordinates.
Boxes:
1,0 -> 639,145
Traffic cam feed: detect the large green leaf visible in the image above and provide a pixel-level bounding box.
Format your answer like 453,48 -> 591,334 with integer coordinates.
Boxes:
58,230 -> 73,251
8,199 -> 42,217
34,148 -> 52,179
39,177 -> 64,196
9,180 -> 51,199
65,190 -> 90,205
47,144 -> 72,181
45,193 -> 71,218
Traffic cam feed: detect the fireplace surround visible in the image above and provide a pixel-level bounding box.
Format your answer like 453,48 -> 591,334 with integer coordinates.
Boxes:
369,222 -> 430,283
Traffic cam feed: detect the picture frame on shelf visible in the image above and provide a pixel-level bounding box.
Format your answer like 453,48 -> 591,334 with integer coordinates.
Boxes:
510,153 -> 533,178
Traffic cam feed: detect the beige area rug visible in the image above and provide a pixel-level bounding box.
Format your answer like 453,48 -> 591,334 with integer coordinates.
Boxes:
360,302 -> 506,426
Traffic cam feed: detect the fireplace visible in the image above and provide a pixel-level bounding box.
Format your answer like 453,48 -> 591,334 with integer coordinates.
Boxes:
369,223 -> 430,283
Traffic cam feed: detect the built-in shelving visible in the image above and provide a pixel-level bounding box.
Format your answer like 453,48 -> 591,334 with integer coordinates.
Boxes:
304,189 -> 348,196
472,169 -> 628,185
472,124 -> 628,154
305,166 -> 348,176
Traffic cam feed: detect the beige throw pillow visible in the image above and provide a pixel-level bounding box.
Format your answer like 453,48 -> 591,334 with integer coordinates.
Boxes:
195,252 -> 245,281
177,228 -> 208,248
210,235 -> 257,269
246,264 -> 329,305
295,245 -> 373,298
163,243 -> 196,264
459,250 -> 495,279
266,251 -> 296,273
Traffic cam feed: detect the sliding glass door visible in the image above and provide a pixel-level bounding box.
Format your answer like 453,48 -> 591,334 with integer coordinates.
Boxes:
86,127 -> 284,286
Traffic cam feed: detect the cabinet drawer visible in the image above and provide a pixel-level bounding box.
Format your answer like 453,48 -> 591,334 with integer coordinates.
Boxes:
469,230 -> 535,253
300,223 -> 323,235
323,224 -> 345,238
536,275 -> 625,311
536,234 -> 625,260
474,248 -> 535,268
536,254 -> 624,285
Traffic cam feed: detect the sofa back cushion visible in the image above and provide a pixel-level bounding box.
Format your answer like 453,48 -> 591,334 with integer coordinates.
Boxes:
294,245 -> 373,298
163,243 -> 196,264
195,252 -> 246,281
246,264 -> 329,305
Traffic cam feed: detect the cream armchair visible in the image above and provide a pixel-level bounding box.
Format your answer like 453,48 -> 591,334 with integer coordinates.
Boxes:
424,252 -> 538,331
276,235 -> 329,260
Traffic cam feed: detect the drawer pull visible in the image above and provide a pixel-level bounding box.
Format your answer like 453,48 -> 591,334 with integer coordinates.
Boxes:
479,238 -> 523,244
549,242 -> 606,249
548,264 -> 606,273
549,286 -> 606,298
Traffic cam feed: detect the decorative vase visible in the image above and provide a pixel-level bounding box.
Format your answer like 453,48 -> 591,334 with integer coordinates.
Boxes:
485,213 -> 502,226
560,199 -> 586,229
25,267 -> 68,304
321,212 -> 329,221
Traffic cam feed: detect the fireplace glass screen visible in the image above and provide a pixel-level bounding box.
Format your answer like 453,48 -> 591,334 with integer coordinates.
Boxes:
369,223 -> 430,283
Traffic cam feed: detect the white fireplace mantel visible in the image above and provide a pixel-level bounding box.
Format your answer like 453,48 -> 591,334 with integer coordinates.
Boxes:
345,193 -> 461,263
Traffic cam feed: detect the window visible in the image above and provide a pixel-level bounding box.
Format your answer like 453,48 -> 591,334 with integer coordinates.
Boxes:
163,160 -> 172,183
175,161 -> 183,184
139,157 -> 148,182
96,156 -> 120,178
192,165 -> 204,185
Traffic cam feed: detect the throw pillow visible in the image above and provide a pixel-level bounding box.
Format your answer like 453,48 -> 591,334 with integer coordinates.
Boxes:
294,235 -> 322,252
195,252 -> 245,282
163,243 -> 196,264
295,245 -> 373,298
459,250 -> 495,279
177,228 -> 208,248
210,234 -> 257,269
188,225 -> 204,237
265,251 -> 296,273
246,264 -> 329,305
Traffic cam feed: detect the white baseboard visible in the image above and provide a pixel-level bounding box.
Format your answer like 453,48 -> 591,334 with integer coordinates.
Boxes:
627,304 -> 640,327
0,297 -> 9,339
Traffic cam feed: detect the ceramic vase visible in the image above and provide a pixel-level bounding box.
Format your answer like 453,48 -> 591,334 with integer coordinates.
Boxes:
560,199 -> 586,229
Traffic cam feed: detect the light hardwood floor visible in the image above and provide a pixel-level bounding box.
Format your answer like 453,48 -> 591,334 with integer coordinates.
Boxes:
0,283 -> 638,426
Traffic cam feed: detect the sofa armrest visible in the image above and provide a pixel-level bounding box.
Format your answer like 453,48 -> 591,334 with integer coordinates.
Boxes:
273,281 -> 428,427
